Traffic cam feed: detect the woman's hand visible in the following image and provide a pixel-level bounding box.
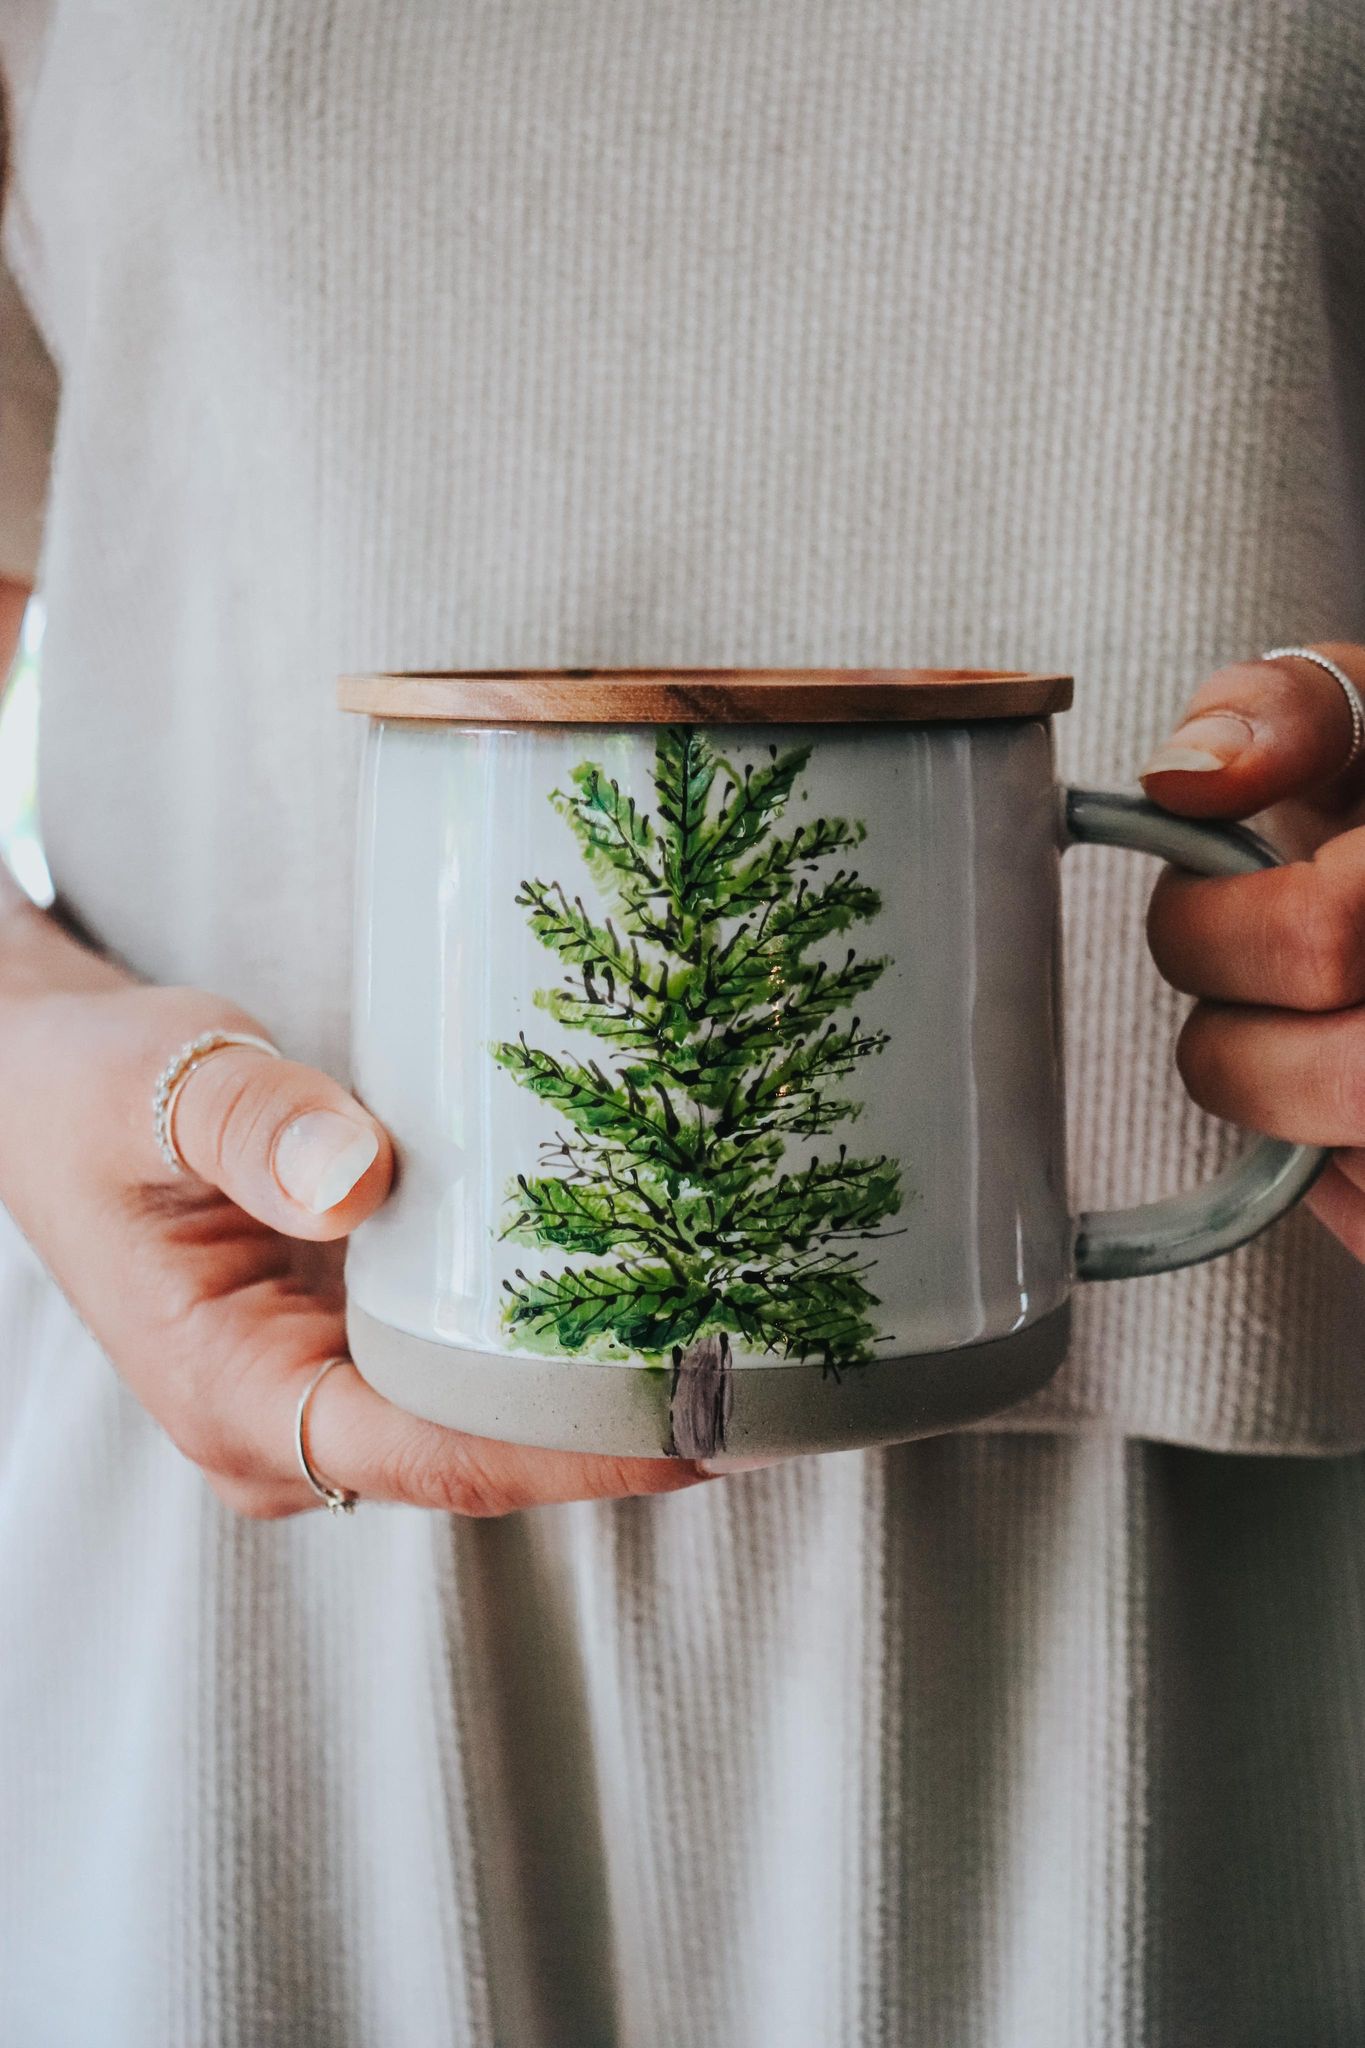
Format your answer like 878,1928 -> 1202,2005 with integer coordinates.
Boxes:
0,914 -> 711,1517
0,579 -> 708,1518
1142,642 -> 1365,1261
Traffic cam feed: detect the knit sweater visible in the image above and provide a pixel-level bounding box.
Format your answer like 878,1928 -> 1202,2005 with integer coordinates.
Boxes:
5,5 -> 1365,2043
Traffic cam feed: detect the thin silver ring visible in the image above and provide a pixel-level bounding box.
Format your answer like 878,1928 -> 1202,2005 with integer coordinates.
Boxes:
295,1357 -> 360,1515
1263,646 -> 1365,772
152,1030 -> 281,1173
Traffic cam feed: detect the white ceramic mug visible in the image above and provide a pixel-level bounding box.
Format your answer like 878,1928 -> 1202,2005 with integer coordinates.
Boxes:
340,669 -> 1325,1462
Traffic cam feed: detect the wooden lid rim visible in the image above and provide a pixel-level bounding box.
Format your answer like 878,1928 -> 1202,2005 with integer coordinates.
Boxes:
337,668 -> 1073,724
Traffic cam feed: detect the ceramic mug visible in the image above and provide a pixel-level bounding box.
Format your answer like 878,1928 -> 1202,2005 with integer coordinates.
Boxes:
339,668 -> 1325,1462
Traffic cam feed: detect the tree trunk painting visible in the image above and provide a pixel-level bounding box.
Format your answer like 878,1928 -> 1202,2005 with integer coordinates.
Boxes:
666,1332 -> 733,1460
492,726 -> 903,1454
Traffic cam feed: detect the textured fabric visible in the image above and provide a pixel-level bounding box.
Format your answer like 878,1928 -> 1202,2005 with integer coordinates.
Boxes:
7,0 -> 1365,1451
4,3 -> 1365,2042
7,1199 -> 1365,2048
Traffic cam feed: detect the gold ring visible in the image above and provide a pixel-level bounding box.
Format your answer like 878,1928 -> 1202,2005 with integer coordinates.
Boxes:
152,1030 -> 280,1174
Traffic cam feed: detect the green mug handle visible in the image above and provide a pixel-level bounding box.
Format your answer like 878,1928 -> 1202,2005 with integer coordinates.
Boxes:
1063,787 -> 1329,1281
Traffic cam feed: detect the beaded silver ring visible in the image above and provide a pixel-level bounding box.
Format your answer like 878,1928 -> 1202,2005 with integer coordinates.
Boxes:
152,1029 -> 281,1173
1263,646 -> 1365,773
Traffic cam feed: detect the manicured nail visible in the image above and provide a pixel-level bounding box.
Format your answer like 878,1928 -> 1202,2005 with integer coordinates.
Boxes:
700,1455 -> 785,1474
275,1113 -> 379,1212
1141,713 -> 1254,778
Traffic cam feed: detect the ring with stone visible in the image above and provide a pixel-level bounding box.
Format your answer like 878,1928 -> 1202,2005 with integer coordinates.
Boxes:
295,1357 -> 360,1514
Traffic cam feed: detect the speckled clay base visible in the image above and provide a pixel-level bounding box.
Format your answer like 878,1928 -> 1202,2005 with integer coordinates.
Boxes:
346,1301 -> 1071,1460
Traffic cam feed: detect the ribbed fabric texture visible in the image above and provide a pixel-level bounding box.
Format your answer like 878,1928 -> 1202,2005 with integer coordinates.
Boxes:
8,0 -> 1365,1450
5,3 -> 1365,2041
8,1200 -> 1365,2046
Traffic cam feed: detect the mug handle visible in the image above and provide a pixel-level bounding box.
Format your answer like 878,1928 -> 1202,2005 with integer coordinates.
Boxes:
1062,786 -> 1329,1281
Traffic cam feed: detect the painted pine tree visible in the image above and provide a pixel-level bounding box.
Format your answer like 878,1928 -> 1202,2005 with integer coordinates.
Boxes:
492,726 -> 902,1458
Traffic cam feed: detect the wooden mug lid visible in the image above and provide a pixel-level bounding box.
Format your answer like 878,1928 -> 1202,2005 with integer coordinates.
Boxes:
337,667 -> 1073,725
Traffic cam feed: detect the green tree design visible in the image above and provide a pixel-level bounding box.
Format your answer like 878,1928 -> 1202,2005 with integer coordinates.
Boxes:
492,726 -> 902,1457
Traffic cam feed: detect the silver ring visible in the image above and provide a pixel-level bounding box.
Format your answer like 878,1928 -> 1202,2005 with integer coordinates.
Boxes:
152,1030 -> 281,1173
295,1357 -> 360,1514
1263,646 -> 1365,771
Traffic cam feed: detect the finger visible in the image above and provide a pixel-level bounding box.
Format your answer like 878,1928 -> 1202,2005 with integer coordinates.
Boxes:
1139,645 -> 1365,819
171,1043 -> 393,1241
215,1307 -> 710,1516
1305,1160 -> 1365,1265
1147,825 -> 1365,1009
307,1358 -> 711,1515
1176,1000 -> 1365,1145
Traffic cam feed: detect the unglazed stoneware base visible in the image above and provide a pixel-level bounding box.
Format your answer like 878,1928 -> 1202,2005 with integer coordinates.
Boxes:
346,1301 -> 1072,1461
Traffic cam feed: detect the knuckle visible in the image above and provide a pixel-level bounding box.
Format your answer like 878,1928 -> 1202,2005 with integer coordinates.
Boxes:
384,1432 -> 513,1518
429,1463 -> 513,1518
439,1476 -> 512,1519
1329,1034 -> 1365,1138
1279,876 -> 1365,1010
209,1064 -> 287,1181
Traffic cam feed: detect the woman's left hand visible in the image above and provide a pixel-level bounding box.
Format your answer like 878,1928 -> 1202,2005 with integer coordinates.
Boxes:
1142,642 -> 1365,1261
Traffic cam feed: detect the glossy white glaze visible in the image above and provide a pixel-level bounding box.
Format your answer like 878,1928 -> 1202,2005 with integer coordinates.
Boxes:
347,718 -> 1072,1367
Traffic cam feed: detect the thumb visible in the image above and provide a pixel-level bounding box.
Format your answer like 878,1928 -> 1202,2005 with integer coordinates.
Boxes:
172,1041 -> 392,1239
1139,646 -> 1365,819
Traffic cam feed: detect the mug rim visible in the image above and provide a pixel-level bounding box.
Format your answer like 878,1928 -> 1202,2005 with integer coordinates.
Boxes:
337,667 -> 1074,724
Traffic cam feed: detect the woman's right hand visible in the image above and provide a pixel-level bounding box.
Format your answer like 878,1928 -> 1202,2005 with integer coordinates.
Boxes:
0,935 -> 712,1517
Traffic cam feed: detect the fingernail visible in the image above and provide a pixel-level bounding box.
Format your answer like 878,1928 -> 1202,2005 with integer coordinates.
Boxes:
700,1455 -> 785,1474
275,1113 -> 379,1212
1141,714 -> 1255,778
